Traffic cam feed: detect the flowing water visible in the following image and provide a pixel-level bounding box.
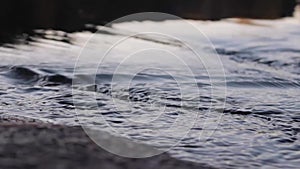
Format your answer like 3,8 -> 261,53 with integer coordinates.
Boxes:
0,18 -> 299,168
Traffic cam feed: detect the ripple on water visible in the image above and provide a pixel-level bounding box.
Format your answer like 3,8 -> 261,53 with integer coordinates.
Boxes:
0,19 -> 300,168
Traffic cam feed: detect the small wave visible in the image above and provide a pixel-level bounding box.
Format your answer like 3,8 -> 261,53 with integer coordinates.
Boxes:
6,66 -> 40,82
226,80 -> 300,88
4,66 -> 72,86
39,74 -> 72,86
223,108 -> 252,115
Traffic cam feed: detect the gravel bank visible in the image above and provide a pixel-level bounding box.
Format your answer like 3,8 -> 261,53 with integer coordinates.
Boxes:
0,116 -> 214,169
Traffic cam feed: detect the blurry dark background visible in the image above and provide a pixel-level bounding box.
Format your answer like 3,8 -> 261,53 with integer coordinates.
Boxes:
0,0 -> 297,43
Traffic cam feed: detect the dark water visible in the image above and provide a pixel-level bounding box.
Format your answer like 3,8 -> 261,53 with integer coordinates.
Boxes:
0,19 -> 299,168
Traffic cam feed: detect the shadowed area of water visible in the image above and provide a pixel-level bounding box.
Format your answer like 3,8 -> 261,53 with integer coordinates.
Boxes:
0,18 -> 299,168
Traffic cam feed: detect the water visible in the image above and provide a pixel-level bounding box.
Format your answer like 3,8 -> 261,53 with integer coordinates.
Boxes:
0,18 -> 299,168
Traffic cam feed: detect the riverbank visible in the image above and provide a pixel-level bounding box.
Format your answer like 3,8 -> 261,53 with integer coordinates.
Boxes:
0,116 -> 214,169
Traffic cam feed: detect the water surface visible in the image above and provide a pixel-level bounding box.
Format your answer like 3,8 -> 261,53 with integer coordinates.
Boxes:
0,18 -> 299,168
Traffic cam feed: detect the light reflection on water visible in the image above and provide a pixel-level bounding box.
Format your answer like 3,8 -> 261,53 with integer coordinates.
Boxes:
0,18 -> 299,168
